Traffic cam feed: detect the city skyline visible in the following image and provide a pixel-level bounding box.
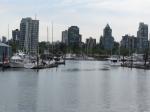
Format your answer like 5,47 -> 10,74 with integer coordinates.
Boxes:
1,0 -> 150,42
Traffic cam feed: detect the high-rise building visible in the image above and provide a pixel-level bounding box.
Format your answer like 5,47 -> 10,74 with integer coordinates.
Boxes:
68,26 -> 82,47
12,29 -> 20,42
62,30 -> 68,45
20,17 -> 39,54
137,22 -> 148,53
2,36 -> 7,44
86,37 -> 96,49
100,24 -> 114,50
121,34 -> 137,51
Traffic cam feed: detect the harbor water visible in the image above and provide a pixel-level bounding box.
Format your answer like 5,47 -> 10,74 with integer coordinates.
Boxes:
0,61 -> 150,112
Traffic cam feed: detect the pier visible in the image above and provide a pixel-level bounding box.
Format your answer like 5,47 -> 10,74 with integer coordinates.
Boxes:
121,62 -> 150,70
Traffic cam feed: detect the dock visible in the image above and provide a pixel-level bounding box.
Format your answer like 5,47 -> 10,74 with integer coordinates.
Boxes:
121,62 -> 150,70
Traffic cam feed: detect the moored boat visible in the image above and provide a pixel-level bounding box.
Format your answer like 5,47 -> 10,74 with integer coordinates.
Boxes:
107,55 -> 121,66
10,55 -> 24,68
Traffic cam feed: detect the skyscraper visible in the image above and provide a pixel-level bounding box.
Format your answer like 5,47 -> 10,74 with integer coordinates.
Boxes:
68,26 -> 82,47
86,37 -> 96,49
12,29 -> 20,42
121,34 -> 137,51
62,30 -> 68,45
20,17 -> 39,54
2,36 -> 7,44
100,24 -> 114,50
137,22 -> 148,53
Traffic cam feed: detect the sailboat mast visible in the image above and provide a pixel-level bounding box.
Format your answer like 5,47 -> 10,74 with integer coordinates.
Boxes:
8,24 -> 9,45
47,26 -> 49,42
8,24 -> 10,60
51,21 -> 54,55
47,26 -> 50,55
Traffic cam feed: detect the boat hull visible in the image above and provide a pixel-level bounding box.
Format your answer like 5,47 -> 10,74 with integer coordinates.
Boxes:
24,63 -> 36,69
10,62 -> 24,68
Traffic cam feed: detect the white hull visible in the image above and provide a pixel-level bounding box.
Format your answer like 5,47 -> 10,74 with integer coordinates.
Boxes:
55,59 -> 65,64
24,63 -> 37,69
109,62 -> 121,66
10,62 -> 24,68
108,56 -> 121,67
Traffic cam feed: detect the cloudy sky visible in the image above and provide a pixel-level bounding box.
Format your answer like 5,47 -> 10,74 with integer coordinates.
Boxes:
0,0 -> 150,42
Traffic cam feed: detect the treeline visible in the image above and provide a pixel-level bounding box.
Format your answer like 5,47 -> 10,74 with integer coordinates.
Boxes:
38,41 -> 133,56
9,40 -> 135,56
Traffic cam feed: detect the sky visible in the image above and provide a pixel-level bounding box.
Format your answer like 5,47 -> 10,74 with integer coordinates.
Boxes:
0,0 -> 150,42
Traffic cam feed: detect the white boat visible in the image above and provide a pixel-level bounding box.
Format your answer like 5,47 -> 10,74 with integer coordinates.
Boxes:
65,54 -> 75,60
24,62 -> 37,69
43,59 -> 56,65
24,57 -> 40,69
10,55 -> 24,68
55,57 -> 65,65
108,55 -> 121,66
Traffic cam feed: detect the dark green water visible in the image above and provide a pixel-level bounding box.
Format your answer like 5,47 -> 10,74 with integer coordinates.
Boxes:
0,61 -> 150,112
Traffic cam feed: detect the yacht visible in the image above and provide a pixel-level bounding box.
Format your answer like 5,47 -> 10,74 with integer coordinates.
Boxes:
108,55 -> 121,66
10,55 -> 24,68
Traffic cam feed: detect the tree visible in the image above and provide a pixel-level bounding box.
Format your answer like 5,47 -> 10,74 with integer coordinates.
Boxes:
39,41 -> 47,54
112,41 -> 119,55
120,47 -> 129,56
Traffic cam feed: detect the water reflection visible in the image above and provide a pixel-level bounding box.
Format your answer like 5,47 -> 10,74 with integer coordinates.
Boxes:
62,68 -> 96,72
98,71 -> 112,111
17,72 -> 38,112
136,71 -> 150,112
0,61 -> 150,112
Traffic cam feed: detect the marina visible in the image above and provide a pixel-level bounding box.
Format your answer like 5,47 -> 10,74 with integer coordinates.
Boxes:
1,0 -> 150,112
2,52 -> 150,70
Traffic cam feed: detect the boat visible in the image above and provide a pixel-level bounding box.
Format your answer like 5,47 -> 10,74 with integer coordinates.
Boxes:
42,59 -> 58,68
24,63 -> 44,69
24,62 -> 36,69
10,55 -> 24,68
24,55 -> 42,69
54,56 -> 65,65
65,53 -> 75,60
107,55 -> 121,66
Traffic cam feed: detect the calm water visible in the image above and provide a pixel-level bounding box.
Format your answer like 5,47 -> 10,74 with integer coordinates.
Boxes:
0,61 -> 150,112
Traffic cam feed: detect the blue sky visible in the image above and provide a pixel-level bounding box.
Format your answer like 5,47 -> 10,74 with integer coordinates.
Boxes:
0,0 -> 150,42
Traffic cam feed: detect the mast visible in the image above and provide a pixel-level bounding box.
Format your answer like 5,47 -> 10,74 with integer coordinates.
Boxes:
119,43 -> 121,57
47,26 -> 49,54
8,24 -> 10,60
51,21 -> 54,56
8,24 -> 9,45
47,26 -> 49,43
